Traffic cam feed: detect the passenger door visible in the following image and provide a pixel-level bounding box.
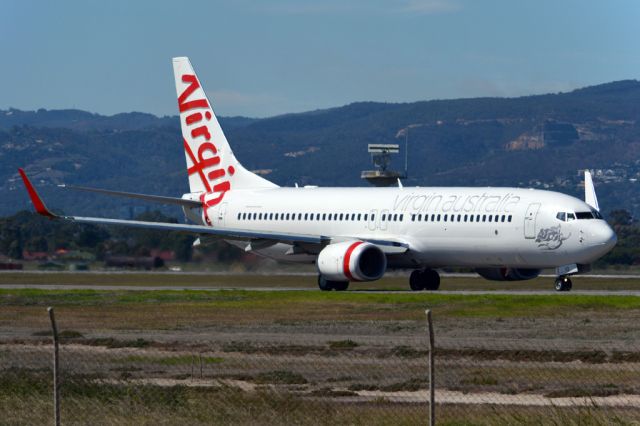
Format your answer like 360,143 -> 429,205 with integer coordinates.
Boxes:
368,209 -> 378,231
524,203 -> 540,239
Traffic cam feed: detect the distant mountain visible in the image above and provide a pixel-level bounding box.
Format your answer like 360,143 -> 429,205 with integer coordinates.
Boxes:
2,80 -> 640,218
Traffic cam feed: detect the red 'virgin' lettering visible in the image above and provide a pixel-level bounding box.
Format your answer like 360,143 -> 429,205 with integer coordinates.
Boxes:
191,125 -> 211,141
186,112 -> 202,125
178,75 -> 209,112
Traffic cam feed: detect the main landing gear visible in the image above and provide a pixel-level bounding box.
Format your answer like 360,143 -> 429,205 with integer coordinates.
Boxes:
318,275 -> 349,291
554,276 -> 572,292
410,269 -> 440,291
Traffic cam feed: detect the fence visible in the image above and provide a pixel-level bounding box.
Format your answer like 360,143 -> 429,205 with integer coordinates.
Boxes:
2,309 -> 640,425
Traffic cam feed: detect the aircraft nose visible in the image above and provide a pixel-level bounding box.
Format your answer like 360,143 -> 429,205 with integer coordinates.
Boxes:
593,222 -> 617,252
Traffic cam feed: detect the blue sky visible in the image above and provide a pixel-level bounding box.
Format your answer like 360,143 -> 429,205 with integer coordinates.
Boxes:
1,0 -> 639,117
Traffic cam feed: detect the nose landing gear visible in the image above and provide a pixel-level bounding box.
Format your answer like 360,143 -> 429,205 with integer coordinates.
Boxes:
554,276 -> 572,292
409,269 -> 441,291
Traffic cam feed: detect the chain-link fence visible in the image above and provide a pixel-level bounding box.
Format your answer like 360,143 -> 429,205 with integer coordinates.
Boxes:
3,308 -> 640,425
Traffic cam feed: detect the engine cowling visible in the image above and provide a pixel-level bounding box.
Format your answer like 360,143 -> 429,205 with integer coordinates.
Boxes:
317,241 -> 387,282
475,268 -> 541,281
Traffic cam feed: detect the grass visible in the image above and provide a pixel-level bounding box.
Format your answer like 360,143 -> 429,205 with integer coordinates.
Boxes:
1,286 -> 640,333
328,340 -> 359,350
120,354 -> 224,366
253,370 -> 308,385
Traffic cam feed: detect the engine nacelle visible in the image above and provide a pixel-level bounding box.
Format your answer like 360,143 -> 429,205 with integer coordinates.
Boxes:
475,268 -> 541,281
317,241 -> 387,282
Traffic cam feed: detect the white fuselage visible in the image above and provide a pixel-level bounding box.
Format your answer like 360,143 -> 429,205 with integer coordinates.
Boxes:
185,186 -> 616,270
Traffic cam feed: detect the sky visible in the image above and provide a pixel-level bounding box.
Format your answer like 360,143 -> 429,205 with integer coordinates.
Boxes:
1,0 -> 639,117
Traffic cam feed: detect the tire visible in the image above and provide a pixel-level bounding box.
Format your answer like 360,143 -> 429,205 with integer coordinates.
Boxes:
554,277 -> 572,292
409,270 -> 425,291
554,278 -> 563,292
333,281 -> 349,291
424,269 -> 441,291
318,275 -> 334,291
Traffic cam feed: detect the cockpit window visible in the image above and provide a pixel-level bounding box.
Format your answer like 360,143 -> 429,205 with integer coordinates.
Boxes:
567,213 -> 576,221
556,212 -> 566,221
575,212 -> 595,219
591,208 -> 603,219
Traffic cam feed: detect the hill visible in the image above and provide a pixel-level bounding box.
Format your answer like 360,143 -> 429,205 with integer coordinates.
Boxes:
2,80 -> 640,218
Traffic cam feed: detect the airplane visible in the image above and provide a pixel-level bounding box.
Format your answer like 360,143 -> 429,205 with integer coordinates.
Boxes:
18,57 -> 617,292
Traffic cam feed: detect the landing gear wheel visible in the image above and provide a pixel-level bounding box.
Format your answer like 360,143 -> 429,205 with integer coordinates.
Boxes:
423,269 -> 441,291
554,276 -> 572,292
318,275 -> 349,291
409,269 -> 441,291
410,270 -> 424,291
333,281 -> 349,291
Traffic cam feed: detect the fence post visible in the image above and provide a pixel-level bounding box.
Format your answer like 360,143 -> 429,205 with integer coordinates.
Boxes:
425,309 -> 435,426
48,307 -> 60,426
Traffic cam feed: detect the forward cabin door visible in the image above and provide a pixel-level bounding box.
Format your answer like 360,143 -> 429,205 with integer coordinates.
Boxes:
368,209 -> 377,231
524,203 -> 540,239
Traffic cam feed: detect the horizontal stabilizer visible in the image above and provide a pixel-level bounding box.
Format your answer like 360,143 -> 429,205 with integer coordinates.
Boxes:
58,184 -> 202,208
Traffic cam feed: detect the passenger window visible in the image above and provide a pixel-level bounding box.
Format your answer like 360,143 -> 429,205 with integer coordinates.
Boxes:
470,215 -> 474,222
501,215 -> 505,222
444,214 -> 448,222
364,214 -> 368,221
339,214 -> 344,221
437,214 -> 441,221
464,214 -> 468,222
431,214 -> 435,221
457,214 -> 461,222
357,214 -> 361,221
411,214 -> 416,222
371,214 -> 375,221
488,215 -> 492,222
508,215 -> 512,222
400,214 -> 404,221
482,215 -> 486,222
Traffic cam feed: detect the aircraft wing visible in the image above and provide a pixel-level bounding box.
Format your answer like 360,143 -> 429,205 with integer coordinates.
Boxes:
57,184 -> 202,208
18,169 -> 409,252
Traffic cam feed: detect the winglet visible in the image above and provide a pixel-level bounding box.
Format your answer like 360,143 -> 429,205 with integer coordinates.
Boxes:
584,170 -> 600,211
18,168 -> 57,218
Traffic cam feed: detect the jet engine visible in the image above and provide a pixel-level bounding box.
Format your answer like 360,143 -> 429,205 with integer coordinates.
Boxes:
317,241 -> 387,282
475,268 -> 541,281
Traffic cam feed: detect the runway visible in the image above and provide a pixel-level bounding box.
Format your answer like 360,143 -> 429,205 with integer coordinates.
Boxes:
2,283 -> 640,296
